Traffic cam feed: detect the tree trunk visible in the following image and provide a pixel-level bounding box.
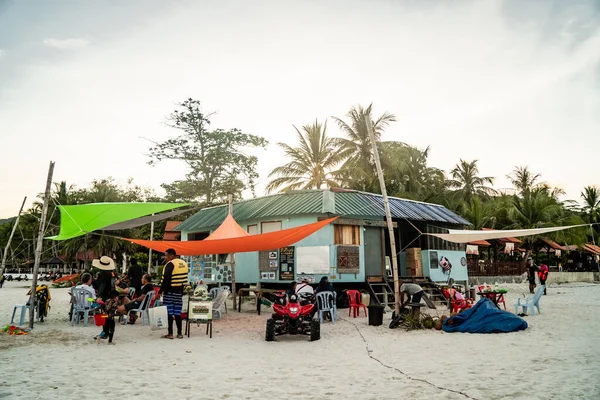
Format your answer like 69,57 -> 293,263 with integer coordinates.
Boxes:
29,161 -> 55,329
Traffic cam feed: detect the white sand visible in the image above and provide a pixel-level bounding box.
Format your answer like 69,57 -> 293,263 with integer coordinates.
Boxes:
1,281 -> 599,400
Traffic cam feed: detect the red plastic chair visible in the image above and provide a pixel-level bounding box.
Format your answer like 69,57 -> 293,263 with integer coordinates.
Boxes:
443,289 -> 473,313
346,290 -> 367,318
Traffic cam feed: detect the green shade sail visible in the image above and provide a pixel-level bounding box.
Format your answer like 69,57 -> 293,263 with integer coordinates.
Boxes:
48,202 -> 189,241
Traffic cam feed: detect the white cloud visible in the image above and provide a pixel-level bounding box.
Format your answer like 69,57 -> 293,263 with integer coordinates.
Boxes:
0,49 -> 4,58
43,37 -> 90,50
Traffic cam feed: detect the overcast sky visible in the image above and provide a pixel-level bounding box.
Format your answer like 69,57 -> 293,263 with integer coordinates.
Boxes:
1,0 -> 599,218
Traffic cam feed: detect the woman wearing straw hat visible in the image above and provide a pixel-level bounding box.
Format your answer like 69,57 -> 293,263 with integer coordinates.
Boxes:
92,256 -> 116,301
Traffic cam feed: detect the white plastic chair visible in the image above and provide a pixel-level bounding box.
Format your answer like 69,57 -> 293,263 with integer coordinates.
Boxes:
515,285 -> 545,315
124,291 -> 154,326
70,288 -> 94,326
209,287 -> 228,313
212,289 -> 230,320
316,291 -> 337,324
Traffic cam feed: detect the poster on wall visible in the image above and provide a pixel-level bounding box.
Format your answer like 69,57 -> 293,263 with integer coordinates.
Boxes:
279,246 -> 295,280
429,251 -> 439,269
298,246 -> 330,274
261,272 -> 276,280
259,250 -> 278,271
337,246 -> 359,274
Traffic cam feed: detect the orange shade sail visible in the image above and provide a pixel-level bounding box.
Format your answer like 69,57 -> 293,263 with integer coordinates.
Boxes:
124,217 -> 338,256
205,212 -> 250,240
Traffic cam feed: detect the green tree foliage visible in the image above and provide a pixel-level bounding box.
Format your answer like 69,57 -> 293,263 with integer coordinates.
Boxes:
148,98 -> 268,204
449,159 -> 496,202
266,120 -> 343,193
331,104 -> 396,193
379,142 -> 448,202
507,166 -> 544,195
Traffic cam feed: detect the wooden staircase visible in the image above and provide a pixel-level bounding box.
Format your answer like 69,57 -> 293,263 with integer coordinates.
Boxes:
366,275 -> 451,311
366,276 -> 395,311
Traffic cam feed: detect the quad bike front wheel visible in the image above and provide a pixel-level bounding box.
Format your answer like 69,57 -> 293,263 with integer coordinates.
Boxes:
265,318 -> 276,342
309,319 -> 320,341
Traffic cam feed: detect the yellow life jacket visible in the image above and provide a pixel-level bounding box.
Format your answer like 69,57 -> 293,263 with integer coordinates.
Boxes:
165,258 -> 188,288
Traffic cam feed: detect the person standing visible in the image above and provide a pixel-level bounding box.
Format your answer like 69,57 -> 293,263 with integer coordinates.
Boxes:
158,249 -> 188,340
127,258 -> 143,295
93,256 -> 116,301
526,257 -> 537,294
538,264 -> 549,295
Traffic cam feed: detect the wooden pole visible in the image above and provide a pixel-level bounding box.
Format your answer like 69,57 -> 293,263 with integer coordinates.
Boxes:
29,161 -> 55,329
228,194 -> 237,310
148,218 -> 154,274
366,120 -> 401,315
0,196 -> 27,277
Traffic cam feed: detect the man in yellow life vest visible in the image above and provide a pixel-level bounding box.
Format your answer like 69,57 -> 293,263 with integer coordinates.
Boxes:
158,248 -> 189,339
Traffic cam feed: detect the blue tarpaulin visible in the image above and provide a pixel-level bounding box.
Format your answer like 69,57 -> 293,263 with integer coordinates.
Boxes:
442,298 -> 528,333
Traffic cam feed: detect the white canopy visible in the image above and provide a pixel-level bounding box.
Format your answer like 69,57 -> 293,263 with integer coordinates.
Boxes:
425,224 -> 589,244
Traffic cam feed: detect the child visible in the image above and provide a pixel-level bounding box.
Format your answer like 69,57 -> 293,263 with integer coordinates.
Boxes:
97,289 -> 119,345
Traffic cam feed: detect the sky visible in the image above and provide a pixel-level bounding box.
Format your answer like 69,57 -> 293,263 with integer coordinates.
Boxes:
0,0 -> 599,218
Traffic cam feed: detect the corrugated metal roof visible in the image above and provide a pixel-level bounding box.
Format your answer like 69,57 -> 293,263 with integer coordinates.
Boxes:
176,189 -> 470,232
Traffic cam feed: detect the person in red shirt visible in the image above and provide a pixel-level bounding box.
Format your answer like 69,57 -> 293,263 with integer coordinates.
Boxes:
538,264 -> 549,295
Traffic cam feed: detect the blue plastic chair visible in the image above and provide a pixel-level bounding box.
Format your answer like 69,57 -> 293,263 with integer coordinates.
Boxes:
70,288 -> 94,326
124,291 -> 154,326
11,304 -> 30,326
515,285 -> 545,315
316,291 -> 336,324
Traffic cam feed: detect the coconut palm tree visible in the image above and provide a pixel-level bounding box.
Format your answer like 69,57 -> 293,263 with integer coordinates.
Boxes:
581,185 -> 600,240
331,104 -> 396,192
507,166 -> 543,195
460,197 -> 496,230
449,159 -> 495,202
508,187 -> 585,255
266,120 -> 343,193
380,142 -> 448,202
581,186 -> 600,223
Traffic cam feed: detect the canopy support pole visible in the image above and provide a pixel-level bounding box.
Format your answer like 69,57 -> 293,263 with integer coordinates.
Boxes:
366,120 -> 400,316
29,161 -> 55,329
148,217 -> 154,275
0,196 -> 27,277
228,195 -> 237,311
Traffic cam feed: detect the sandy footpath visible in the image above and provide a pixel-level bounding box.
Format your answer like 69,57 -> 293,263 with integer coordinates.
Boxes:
0,281 -> 599,400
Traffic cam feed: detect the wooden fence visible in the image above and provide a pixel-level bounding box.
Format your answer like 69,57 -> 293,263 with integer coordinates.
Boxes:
467,260 -> 525,277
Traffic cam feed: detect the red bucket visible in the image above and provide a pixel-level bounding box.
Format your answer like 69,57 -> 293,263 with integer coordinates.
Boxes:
94,314 -> 108,326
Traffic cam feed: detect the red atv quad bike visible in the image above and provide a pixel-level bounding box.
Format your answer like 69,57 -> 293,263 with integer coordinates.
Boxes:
265,292 -> 320,342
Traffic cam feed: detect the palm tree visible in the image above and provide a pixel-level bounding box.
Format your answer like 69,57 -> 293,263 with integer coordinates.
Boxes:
380,142 -> 448,202
581,186 -> 600,240
331,104 -> 396,192
449,159 -> 495,202
266,120 -> 343,193
509,187 -> 585,255
460,197 -> 495,230
507,166 -> 543,195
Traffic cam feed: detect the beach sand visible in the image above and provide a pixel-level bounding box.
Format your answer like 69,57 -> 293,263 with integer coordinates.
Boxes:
1,281 -> 599,400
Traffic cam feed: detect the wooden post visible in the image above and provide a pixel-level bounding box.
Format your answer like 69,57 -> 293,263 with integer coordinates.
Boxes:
29,161 -> 55,329
365,120 -> 401,316
0,196 -> 27,277
228,195 -> 237,310
148,219 -> 154,274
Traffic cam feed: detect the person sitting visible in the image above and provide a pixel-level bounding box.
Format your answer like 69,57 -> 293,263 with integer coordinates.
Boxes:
74,273 -> 97,303
295,279 -> 314,295
316,276 -> 334,293
116,274 -> 154,324
114,275 -> 131,296
285,282 -> 297,296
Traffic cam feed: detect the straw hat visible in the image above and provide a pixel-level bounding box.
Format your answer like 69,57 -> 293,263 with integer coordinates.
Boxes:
92,256 -> 115,271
